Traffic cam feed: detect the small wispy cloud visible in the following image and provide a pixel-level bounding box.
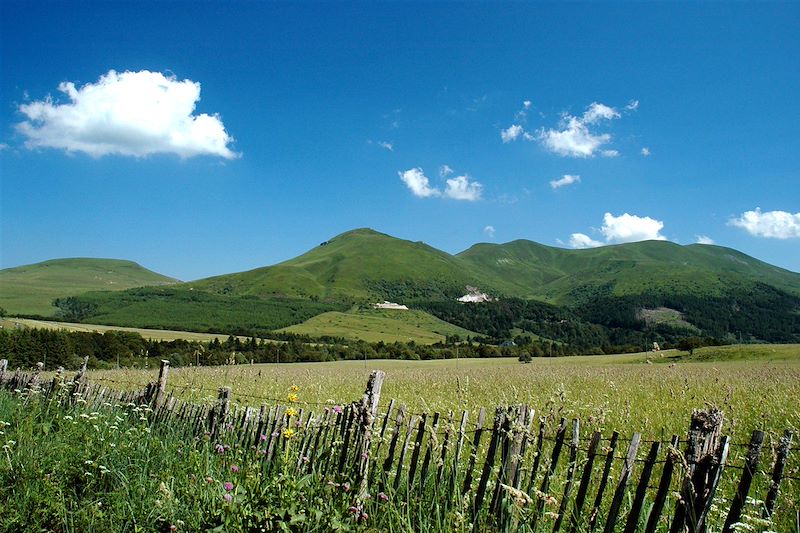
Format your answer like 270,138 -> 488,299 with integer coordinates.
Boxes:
484,225 -> 496,239
378,141 -> 393,151
729,208 -> 800,239
695,235 -> 715,245
626,99 -> 639,111
641,147 -> 651,157
501,124 -> 524,143
550,174 -> 581,189
439,164 -> 454,177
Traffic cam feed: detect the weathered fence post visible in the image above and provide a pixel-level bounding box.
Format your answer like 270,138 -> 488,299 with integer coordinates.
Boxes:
671,408 -> 724,533
154,360 -> 170,409
210,386 -> 231,438
0,359 -> 8,384
763,429 -> 793,519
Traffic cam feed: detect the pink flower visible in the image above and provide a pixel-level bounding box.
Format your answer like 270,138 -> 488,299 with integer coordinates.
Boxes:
224,481 -> 234,491
378,491 -> 389,502
333,405 -> 343,415
215,444 -> 225,454
230,465 -> 239,473
223,493 -> 232,502
259,433 -> 268,442
341,482 -> 350,492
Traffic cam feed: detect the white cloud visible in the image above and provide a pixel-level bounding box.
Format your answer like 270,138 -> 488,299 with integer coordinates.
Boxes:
523,100 -> 532,109
696,235 -> 715,245
550,174 -> 581,189
568,212 -> 667,249
16,69 -> 237,159
501,124 -> 524,143
439,164 -> 454,177
0,143 -> 8,151
600,212 -> 666,243
641,147 -> 651,157
569,233 -> 603,248
626,100 -> 640,111
399,168 -> 440,198
537,102 -> 621,158
378,141 -> 393,151
484,225 -> 496,238
445,174 -> 483,201
729,208 -> 800,239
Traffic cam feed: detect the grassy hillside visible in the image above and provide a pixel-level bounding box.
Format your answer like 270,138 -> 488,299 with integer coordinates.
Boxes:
56,287 -> 346,335
458,239 -> 800,303
0,258 -> 177,316
190,228 -> 485,301
279,308 -> 477,344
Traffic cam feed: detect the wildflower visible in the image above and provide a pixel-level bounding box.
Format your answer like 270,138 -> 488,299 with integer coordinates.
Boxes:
170,526 -> 177,532
286,407 -> 298,417
230,465 -> 240,473
223,493 -> 233,502
224,481 -> 234,491
290,385 -> 300,392
259,433 -> 268,442
283,428 -> 296,439
341,482 -> 350,492
333,405 -> 343,415
378,491 -> 389,502
206,476 -> 214,483
287,393 -> 299,403
215,444 -> 225,454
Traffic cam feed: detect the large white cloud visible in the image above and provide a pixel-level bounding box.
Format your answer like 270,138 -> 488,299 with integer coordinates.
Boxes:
536,102 -> 621,158
729,208 -> 800,239
600,212 -> 666,243
568,212 -> 667,248
501,124 -> 524,143
16,69 -> 238,159
398,168 -> 440,198
444,175 -> 483,201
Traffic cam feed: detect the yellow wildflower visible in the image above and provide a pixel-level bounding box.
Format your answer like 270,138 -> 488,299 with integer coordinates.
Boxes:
290,385 -> 300,393
283,428 -> 296,439
286,407 -> 298,417
287,393 -> 299,403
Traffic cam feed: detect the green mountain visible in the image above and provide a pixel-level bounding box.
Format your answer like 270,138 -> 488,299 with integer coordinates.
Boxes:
458,239 -> 800,303
7,229 -> 799,344
189,228 -> 484,300
0,258 -> 178,316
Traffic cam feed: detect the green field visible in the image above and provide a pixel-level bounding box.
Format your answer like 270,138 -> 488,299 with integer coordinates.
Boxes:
278,308 -> 477,344
0,318 -> 278,343
0,258 -> 177,316
89,344 -> 800,445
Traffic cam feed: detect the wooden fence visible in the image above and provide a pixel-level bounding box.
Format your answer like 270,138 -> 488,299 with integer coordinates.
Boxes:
0,358 -> 796,532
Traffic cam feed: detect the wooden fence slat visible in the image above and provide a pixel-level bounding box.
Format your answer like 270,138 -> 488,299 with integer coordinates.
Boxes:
588,431 -> 620,532
644,435 -> 680,533
532,417 -> 568,531
624,440 -> 662,533
763,429 -> 793,519
723,430 -> 765,532
419,412 -> 441,490
394,415 -> 419,492
407,414 -> 428,489
436,411 -> 455,489
569,430 -> 602,533
491,406 -> 517,515
382,405 -> 406,484
553,419 -> 580,532
448,410 -> 469,499
603,433 -> 641,533
472,408 -> 505,523
513,407 -> 536,489
462,407 -> 486,496
526,417 -> 547,496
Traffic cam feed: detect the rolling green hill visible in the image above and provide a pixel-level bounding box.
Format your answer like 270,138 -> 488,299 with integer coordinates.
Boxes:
190,228 -> 486,300
0,258 -> 177,316
279,308 -> 478,344
7,229 -> 799,344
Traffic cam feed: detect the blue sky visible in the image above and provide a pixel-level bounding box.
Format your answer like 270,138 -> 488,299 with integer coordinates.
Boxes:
1,1 -> 798,280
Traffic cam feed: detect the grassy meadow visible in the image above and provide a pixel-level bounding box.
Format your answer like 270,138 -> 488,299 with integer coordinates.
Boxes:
90,344 -> 800,447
